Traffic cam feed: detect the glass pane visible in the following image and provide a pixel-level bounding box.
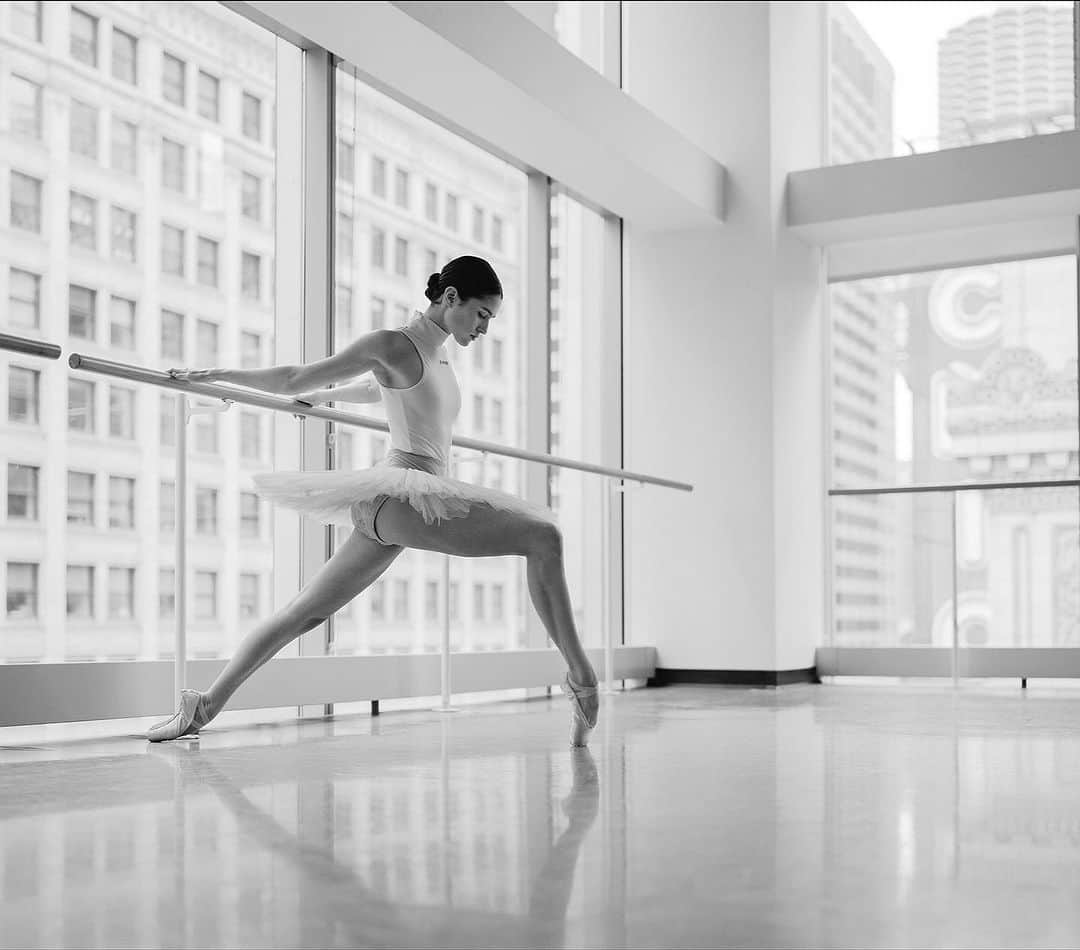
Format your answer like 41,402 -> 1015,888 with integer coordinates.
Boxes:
329,63 -> 531,656
958,486 -> 1080,647
0,3 -> 284,665
831,3 -> 1074,164
829,490 -> 953,647
557,1 -> 617,77
549,191 -> 614,649
829,255 -> 1079,490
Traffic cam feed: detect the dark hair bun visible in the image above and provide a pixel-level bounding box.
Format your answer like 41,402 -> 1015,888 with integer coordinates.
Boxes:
422,256 -> 501,305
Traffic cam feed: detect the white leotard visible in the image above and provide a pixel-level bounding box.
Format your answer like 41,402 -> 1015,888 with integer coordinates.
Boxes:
377,311 -> 461,472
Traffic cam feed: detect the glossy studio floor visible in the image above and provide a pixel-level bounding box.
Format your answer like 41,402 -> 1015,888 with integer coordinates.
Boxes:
2,682 -> 1080,949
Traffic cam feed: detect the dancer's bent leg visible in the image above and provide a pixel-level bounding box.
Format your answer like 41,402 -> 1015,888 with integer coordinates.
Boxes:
373,500 -> 599,740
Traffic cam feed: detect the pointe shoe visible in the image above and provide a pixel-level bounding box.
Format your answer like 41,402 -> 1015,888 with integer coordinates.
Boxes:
146,689 -> 213,742
561,674 -> 599,748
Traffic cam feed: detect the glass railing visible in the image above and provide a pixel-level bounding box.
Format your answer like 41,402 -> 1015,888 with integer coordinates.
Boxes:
825,479 -> 1080,682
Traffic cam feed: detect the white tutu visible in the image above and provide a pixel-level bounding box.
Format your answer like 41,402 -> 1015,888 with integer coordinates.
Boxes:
251,465 -> 557,529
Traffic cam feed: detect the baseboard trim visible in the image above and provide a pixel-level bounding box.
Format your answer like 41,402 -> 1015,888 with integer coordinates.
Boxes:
647,667 -> 820,688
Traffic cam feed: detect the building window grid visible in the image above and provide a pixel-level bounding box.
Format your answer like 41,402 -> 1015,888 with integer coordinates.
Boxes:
9,367 -> 41,425
395,168 -> 410,208
111,118 -> 138,175
197,237 -> 220,288
66,565 -> 95,619
110,207 -> 137,263
7,464 -> 40,521
162,225 -> 185,277
197,70 -> 220,122
162,53 -> 186,107
11,76 -> 42,139
239,492 -> 260,538
70,7 -> 98,67
67,471 -> 95,525
162,138 -> 186,193
69,192 -> 97,250
241,172 -> 262,222
7,562 -> 39,620
11,1 -> 43,43
242,92 -> 262,141
371,156 -> 387,197
9,268 -> 41,329
241,251 -> 261,300
108,385 -> 136,438
69,284 -> 96,340
10,172 -> 42,232
108,568 -> 135,620
112,28 -> 137,84
108,476 -> 136,529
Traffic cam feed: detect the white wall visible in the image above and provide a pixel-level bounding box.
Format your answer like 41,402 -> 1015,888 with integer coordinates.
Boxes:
623,1 -> 827,672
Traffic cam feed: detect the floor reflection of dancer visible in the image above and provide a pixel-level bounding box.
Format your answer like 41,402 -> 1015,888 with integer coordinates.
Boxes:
151,743 -> 601,946
148,256 -> 598,745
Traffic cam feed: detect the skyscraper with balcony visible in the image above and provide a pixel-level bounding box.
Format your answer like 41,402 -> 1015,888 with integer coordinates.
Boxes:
938,3 -> 1074,149
892,2 -> 1079,647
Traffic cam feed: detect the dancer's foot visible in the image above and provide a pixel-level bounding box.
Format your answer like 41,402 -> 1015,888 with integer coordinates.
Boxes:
146,689 -> 213,742
561,673 -> 599,748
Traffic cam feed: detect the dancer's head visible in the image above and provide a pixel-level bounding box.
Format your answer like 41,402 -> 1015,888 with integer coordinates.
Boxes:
424,255 -> 502,346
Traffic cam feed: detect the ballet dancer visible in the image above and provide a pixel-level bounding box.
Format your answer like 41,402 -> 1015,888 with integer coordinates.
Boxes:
148,256 -> 599,745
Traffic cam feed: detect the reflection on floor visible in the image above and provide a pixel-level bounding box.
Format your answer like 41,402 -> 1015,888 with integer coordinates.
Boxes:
3,683 -> 1080,948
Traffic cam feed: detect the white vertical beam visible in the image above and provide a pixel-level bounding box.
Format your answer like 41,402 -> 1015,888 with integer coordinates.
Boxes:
603,213 -> 624,656
524,172 -> 551,653
272,38 -> 305,625
298,49 -> 335,715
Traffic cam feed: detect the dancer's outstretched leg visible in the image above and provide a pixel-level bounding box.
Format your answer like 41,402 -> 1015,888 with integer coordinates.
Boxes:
374,500 -> 600,745
147,530 -> 403,741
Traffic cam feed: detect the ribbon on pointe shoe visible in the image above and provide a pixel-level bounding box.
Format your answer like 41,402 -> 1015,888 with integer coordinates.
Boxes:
146,689 -> 212,742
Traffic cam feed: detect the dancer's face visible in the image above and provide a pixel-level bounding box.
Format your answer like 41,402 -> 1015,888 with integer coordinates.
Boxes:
441,290 -> 502,347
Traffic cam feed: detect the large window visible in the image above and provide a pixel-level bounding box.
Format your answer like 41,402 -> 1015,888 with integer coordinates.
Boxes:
331,63 -> 531,656
830,3 -> 1075,164
0,2 -> 282,665
549,190 -> 617,649
828,255 -> 1079,647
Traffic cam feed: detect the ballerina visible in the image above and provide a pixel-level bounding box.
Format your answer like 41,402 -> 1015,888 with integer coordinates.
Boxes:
148,255 -> 599,746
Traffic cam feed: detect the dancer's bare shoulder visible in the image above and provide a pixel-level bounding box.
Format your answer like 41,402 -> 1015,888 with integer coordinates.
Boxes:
373,328 -> 424,389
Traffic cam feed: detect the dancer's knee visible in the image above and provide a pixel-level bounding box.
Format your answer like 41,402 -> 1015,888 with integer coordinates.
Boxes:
527,520 -> 563,561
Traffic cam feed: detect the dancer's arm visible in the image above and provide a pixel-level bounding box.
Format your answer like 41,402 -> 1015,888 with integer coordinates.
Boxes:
169,330 -> 392,395
295,377 -> 381,405
283,331 -> 393,394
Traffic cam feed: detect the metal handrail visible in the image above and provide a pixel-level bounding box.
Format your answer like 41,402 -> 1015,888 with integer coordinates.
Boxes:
830,477 -> 1080,496
67,351 -> 694,492
0,332 -> 62,360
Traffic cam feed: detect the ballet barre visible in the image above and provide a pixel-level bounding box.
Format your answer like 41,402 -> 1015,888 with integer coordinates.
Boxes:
66,352 -> 694,492
0,331 -> 62,360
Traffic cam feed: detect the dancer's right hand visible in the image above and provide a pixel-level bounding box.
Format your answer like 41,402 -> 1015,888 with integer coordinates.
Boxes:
168,367 -> 222,383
